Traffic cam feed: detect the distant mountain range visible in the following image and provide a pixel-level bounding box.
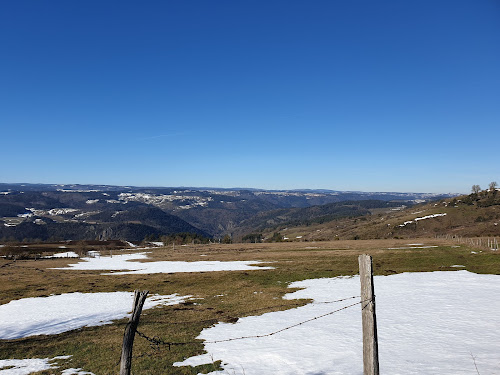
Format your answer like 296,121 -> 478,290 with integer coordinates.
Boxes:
0,183 -> 455,242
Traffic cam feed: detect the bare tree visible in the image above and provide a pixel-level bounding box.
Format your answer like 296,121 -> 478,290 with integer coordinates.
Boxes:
471,185 -> 481,194
489,181 -> 498,191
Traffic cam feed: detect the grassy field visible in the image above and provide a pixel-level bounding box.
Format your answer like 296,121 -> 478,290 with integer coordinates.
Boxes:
1,239 -> 499,374
259,194 -> 500,241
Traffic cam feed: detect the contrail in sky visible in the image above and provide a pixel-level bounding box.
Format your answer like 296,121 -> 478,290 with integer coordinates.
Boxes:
138,132 -> 189,141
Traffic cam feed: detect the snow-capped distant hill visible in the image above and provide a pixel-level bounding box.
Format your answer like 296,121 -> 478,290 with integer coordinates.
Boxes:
0,183 -> 455,241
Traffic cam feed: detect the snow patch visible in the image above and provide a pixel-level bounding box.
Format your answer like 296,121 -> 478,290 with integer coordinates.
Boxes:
0,292 -> 189,339
17,213 -> 34,218
175,271 -> 500,375
118,192 -> 212,209
52,252 -> 273,275
47,208 -> 78,216
398,213 -> 447,227
50,251 -> 79,258
0,356 -> 72,374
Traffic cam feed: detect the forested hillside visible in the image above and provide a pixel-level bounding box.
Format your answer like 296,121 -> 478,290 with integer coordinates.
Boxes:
0,183 -> 453,242
253,188 -> 500,242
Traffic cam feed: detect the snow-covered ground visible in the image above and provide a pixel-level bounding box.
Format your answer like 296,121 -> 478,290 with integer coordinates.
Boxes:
175,271 -> 500,375
49,251 -> 79,258
53,252 -> 273,275
398,213 -> 447,227
0,357 -> 95,375
0,356 -> 77,375
149,241 -> 164,247
0,292 -> 189,339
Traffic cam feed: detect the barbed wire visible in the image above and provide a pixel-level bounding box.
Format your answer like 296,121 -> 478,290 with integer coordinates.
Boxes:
141,295 -> 360,326
136,297 -> 369,350
312,295 -> 360,304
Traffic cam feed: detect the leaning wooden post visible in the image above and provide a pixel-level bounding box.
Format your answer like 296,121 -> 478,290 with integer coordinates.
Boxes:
359,254 -> 379,375
120,290 -> 149,375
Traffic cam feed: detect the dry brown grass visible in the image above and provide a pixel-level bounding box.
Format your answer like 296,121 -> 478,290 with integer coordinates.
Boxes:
261,198 -> 500,241
1,239 -> 499,374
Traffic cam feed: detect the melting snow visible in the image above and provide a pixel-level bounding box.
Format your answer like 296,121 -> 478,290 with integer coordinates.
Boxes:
118,192 -> 212,209
50,251 -> 79,258
47,208 -> 78,216
0,292 -> 189,339
17,213 -> 34,218
52,252 -> 273,275
0,356 -> 73,375
398,213 -> 447,227
175,271 -> 500,375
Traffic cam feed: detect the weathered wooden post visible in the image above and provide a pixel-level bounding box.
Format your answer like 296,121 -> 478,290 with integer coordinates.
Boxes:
120,290 -> 149,375
359,254 -> 379,375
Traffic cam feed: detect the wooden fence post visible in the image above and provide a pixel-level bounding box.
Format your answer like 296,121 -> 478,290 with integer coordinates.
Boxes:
359,254 -> 379,375
120,290 -> 149,375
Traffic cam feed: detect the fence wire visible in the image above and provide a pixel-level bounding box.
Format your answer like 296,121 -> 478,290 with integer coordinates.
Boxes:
142,295 -> 360,326
136,296 -> 367,350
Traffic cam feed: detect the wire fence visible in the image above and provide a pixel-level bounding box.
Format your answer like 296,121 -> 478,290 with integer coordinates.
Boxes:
135,295 -> 367,350
119,255 -> 379,374
436,234 -> 499,250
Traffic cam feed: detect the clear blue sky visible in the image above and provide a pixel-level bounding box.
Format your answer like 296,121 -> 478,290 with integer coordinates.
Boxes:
1,1 -> 499,193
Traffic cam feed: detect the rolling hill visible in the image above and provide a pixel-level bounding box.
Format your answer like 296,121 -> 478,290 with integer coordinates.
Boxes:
0,183 -> 454,242
250,189 -> 500,242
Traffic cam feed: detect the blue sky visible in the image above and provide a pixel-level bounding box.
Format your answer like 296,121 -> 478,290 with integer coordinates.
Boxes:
1,1 -> 499,193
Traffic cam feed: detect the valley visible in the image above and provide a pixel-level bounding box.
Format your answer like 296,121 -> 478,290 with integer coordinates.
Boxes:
1,183 -> 499,374
0,183 -> 452,242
